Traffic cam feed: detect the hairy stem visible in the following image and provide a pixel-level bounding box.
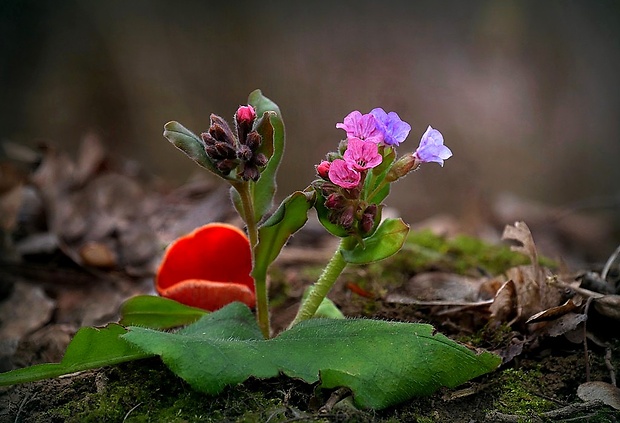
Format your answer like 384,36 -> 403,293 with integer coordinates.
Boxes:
235,182 -> 270,338
290,237 -> 357,327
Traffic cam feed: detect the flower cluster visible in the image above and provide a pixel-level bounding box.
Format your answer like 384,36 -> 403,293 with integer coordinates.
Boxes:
201,105 -> 268,181
313,108 -> 452,237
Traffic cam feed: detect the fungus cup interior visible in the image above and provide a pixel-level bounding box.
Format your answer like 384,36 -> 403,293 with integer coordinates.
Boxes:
156,223 -> 255,311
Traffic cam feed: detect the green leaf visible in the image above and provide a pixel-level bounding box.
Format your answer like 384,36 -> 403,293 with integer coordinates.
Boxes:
119,295 -> 208,330
248,90 -> 285,222
252,190 -> 315,283
254,111 -> 275,162
341,218 -> 409,264
163,121 -> 223,177
122,303 -> 500,410
0,324 -> 151,386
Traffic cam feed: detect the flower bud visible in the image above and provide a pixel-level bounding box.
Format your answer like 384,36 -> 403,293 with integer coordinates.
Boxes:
235,105 -> 256,125
316,160 -> 331,179
240,164 -> 260,181
235,105 -> 256,146
338,206 -> 355,229
324,193 -> 344,209
237,144 -> 253,161
360,204 -> 378,234
254,153 -> 268,167
209,114 -> 236,146
244,131 -> 262,150
386,153 -> 417,182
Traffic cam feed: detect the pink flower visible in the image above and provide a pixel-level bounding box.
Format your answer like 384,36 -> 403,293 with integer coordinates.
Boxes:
413,126 -> 452,166
328,159 -> 361,189
343,138 -> 383,171
336,111 -> 384,144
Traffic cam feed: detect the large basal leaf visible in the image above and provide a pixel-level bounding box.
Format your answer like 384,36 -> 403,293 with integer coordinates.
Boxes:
252,190 -> 314,283
119,295 -> 207,330
163,121 -> 221,177
0,324 -> 151,386
248,90 -> 285,222
341,218 -> 409,264
123,303 -> 500,410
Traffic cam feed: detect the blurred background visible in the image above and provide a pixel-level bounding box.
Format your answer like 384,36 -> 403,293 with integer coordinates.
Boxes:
1,1 -> 619,242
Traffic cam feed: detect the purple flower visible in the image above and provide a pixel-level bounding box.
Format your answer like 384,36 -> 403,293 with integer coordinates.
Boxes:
336,111 -> 384,144
343,138 -> 383,171
328,159 -> 361,189
370,108 -> 411,147
413,126 -> 452,166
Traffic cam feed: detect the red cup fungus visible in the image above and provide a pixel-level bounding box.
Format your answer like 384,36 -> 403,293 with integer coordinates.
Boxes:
156,223 -> 255,311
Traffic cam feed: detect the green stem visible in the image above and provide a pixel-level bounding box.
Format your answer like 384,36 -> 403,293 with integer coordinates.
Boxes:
367,179 -> 388,204
235,182 -> 270,338
290,236 -> 357,327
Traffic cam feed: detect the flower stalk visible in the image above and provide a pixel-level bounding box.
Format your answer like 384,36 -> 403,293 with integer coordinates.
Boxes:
290,236 -> 357,327
161,94 -> 452,339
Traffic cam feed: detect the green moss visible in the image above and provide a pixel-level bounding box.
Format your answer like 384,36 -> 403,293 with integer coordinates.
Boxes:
42,359 -> 317,423
494,368 -> 556,419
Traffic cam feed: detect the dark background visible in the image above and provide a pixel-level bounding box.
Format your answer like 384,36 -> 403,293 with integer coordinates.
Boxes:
2,0 -> 619,225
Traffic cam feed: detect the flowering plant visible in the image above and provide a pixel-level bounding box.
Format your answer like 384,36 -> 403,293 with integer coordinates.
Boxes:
0,90 -> 499,410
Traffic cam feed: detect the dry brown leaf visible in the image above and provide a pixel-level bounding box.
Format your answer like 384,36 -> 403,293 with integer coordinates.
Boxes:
31,138 -> 160,276
526,297 -> 583,324
592,295 -> 620,322
577,381 -> 620,410
489,221 -> 564,326
543,313 -> 588,338
488,279 -> 518,324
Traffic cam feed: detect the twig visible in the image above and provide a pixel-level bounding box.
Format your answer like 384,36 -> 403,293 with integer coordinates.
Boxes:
605,347 -> 617,387
601,243 -> 620,282
583,296 -> 595,382
318,387 -> 352,414
122,402 -> 142,422
14,392 -> 36,423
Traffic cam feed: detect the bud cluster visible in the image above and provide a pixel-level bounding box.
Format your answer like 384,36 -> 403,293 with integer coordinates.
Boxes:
312,108 -> 452,238
312,156 -> 379,237
201,105 -> 268,181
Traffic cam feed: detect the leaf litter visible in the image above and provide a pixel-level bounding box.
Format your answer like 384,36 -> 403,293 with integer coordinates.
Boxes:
1,139 -> 619,421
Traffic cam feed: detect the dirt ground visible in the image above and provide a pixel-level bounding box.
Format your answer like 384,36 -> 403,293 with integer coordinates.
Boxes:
1,140 -> 619,422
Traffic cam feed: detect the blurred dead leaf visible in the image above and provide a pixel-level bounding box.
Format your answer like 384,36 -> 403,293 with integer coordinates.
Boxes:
31,136 -> 160,276
577,381 -> 620,410
386,272 -> 494,304
489,221 -> 564,327
592,295 -> 620,322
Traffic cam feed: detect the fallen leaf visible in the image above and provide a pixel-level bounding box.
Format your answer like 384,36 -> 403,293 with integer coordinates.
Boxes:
577,381 -> 620,410
592,295 -> 620,322
387,272 -> 491,304
489,222 -> 564,326
526,297 -> 583,324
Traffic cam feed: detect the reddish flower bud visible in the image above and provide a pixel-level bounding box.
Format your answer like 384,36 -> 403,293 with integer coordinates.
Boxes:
235,105 -> 256,146
338,206 -> 355,229
316,160 -> 331,179
235,105 -> 256,125
360,204 -> 378,234
325,192 -> 344,209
